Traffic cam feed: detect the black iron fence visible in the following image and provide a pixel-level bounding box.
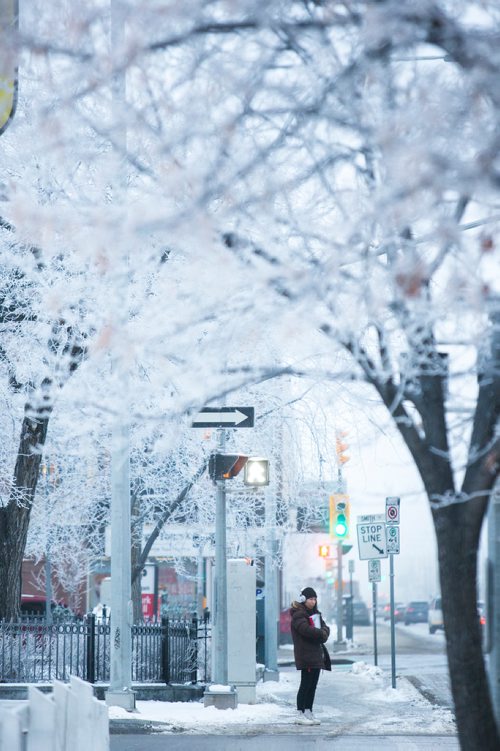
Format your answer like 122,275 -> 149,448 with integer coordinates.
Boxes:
0,614 -> 211,685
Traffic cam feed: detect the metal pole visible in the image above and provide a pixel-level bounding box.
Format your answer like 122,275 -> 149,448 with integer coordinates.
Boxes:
106,418 -> 135,708
372,582 -> 378,666
45,554 -> 52,624
197,548 -> 204,620
389,553 -> 396,688
105,0 -> 135,710
336,541 -> 344,644
264,488 -> 279,680
213,429 -> 228,684
349,568 -> 353,640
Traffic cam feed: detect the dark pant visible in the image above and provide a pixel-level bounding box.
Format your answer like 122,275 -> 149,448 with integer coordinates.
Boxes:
297,668 -> 321,711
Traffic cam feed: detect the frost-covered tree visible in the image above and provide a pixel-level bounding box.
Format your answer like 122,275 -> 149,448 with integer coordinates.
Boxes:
1,2 -> 499,746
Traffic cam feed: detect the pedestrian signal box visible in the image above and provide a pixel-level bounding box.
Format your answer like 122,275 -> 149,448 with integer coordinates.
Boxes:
209,453 -> 248,481
318,544 -> 330,558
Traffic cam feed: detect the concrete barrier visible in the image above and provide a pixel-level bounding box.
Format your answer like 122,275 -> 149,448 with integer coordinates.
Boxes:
0,675 -> 109,751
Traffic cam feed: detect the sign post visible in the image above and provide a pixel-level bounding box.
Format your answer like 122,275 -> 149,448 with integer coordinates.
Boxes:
386,497 -> 401,689
368,560 -> 381,665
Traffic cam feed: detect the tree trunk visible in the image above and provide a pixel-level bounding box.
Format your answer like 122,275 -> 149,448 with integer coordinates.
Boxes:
434,501 -> 500,748
0,414 -> 49,619
131,520 -> 143,623
0,327 -> 84,620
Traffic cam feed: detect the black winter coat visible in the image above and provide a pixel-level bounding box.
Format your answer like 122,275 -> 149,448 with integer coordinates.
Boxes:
290,602 -> 331,670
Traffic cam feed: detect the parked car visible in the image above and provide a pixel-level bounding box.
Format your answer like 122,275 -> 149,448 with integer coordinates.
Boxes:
351,600 -> 370,626
428,596 -> 443,633
429,596 -> 486,635
383,602 -> 405,621
20,595 -> 75,620
404,600 -> 429,625
279,608 -> 292,645
394,603 -> 406,622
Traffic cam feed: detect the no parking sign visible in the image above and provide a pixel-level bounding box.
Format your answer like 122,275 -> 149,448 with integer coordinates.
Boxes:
385,497 -> 400,524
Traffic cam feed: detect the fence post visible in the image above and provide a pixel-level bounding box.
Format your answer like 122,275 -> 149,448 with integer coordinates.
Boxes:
85,613 -> 96,684
161,616 -> 169,684
190,615 -> 198,684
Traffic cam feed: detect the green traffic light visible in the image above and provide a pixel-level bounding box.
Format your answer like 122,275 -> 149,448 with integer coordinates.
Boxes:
335,513 -> 348,538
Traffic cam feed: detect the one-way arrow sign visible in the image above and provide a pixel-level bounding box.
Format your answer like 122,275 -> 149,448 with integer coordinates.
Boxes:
191,406 -> 254,428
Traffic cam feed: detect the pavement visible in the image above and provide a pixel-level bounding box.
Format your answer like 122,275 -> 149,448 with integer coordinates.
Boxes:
108,650 -> 457,744
1,625 -> 458,749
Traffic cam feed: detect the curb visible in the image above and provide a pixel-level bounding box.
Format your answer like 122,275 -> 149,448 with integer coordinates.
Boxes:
406,675 -> 453,710
278,658 -> 355,668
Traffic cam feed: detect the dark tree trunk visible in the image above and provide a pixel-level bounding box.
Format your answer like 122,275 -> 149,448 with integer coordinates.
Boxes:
347,310 -> 500,748
434,501 -> 499,749
131,494 -> 143,623
0,324 -> 84,621
0,413 -> 49,619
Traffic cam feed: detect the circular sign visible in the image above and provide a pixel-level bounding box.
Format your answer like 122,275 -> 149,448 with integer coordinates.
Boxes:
387,505 -> 398,520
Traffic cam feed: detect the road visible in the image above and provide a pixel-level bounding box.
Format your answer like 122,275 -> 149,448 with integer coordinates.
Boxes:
110,734 -> 459,750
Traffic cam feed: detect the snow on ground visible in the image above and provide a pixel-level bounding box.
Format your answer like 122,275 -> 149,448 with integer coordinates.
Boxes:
107,662 -> 456,736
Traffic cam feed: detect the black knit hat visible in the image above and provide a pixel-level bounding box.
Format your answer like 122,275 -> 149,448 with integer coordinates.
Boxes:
301,587 -> 317,600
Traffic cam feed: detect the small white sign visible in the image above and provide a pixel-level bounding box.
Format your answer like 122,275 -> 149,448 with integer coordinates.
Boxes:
386,525 -> 400,554
357,513 -> 385,524
368,559 -> 381,582
141,564 -> 156,594
385,497 -> 400,524
357,522 -> 388,560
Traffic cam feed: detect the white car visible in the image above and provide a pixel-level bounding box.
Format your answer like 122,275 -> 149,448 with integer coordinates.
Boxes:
428,596 -> 443,634
428,597 -> 486,636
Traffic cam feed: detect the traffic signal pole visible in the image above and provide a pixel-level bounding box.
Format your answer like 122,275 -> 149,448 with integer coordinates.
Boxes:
204,430 -> 238,709
213,428 -> 229,685
335,540 -> 344,646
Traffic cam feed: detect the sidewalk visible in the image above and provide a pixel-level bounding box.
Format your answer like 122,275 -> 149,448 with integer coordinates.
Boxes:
108,660 -> 457,742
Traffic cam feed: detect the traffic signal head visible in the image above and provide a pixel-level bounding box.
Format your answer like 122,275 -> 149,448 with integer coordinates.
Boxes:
335,431 -> 349,465
318,544 -> 330,558
330,495 -> 350,539
209,453 -> 248,481
243,457 -> 270,486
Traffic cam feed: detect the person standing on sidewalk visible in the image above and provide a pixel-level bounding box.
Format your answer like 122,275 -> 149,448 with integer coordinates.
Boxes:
290,586 -> 331,725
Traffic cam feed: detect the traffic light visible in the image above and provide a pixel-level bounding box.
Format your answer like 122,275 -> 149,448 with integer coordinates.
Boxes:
209,453 -> 248,481
335,431 -> 349,465
244,457 -> 270,486
318,544 -> 330,558
330,494 -> 350,539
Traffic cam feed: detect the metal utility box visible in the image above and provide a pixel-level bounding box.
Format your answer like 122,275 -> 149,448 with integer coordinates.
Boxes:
227,558 -> 257,703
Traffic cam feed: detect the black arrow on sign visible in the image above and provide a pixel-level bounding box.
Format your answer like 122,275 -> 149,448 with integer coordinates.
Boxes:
372,544 -> 384,554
